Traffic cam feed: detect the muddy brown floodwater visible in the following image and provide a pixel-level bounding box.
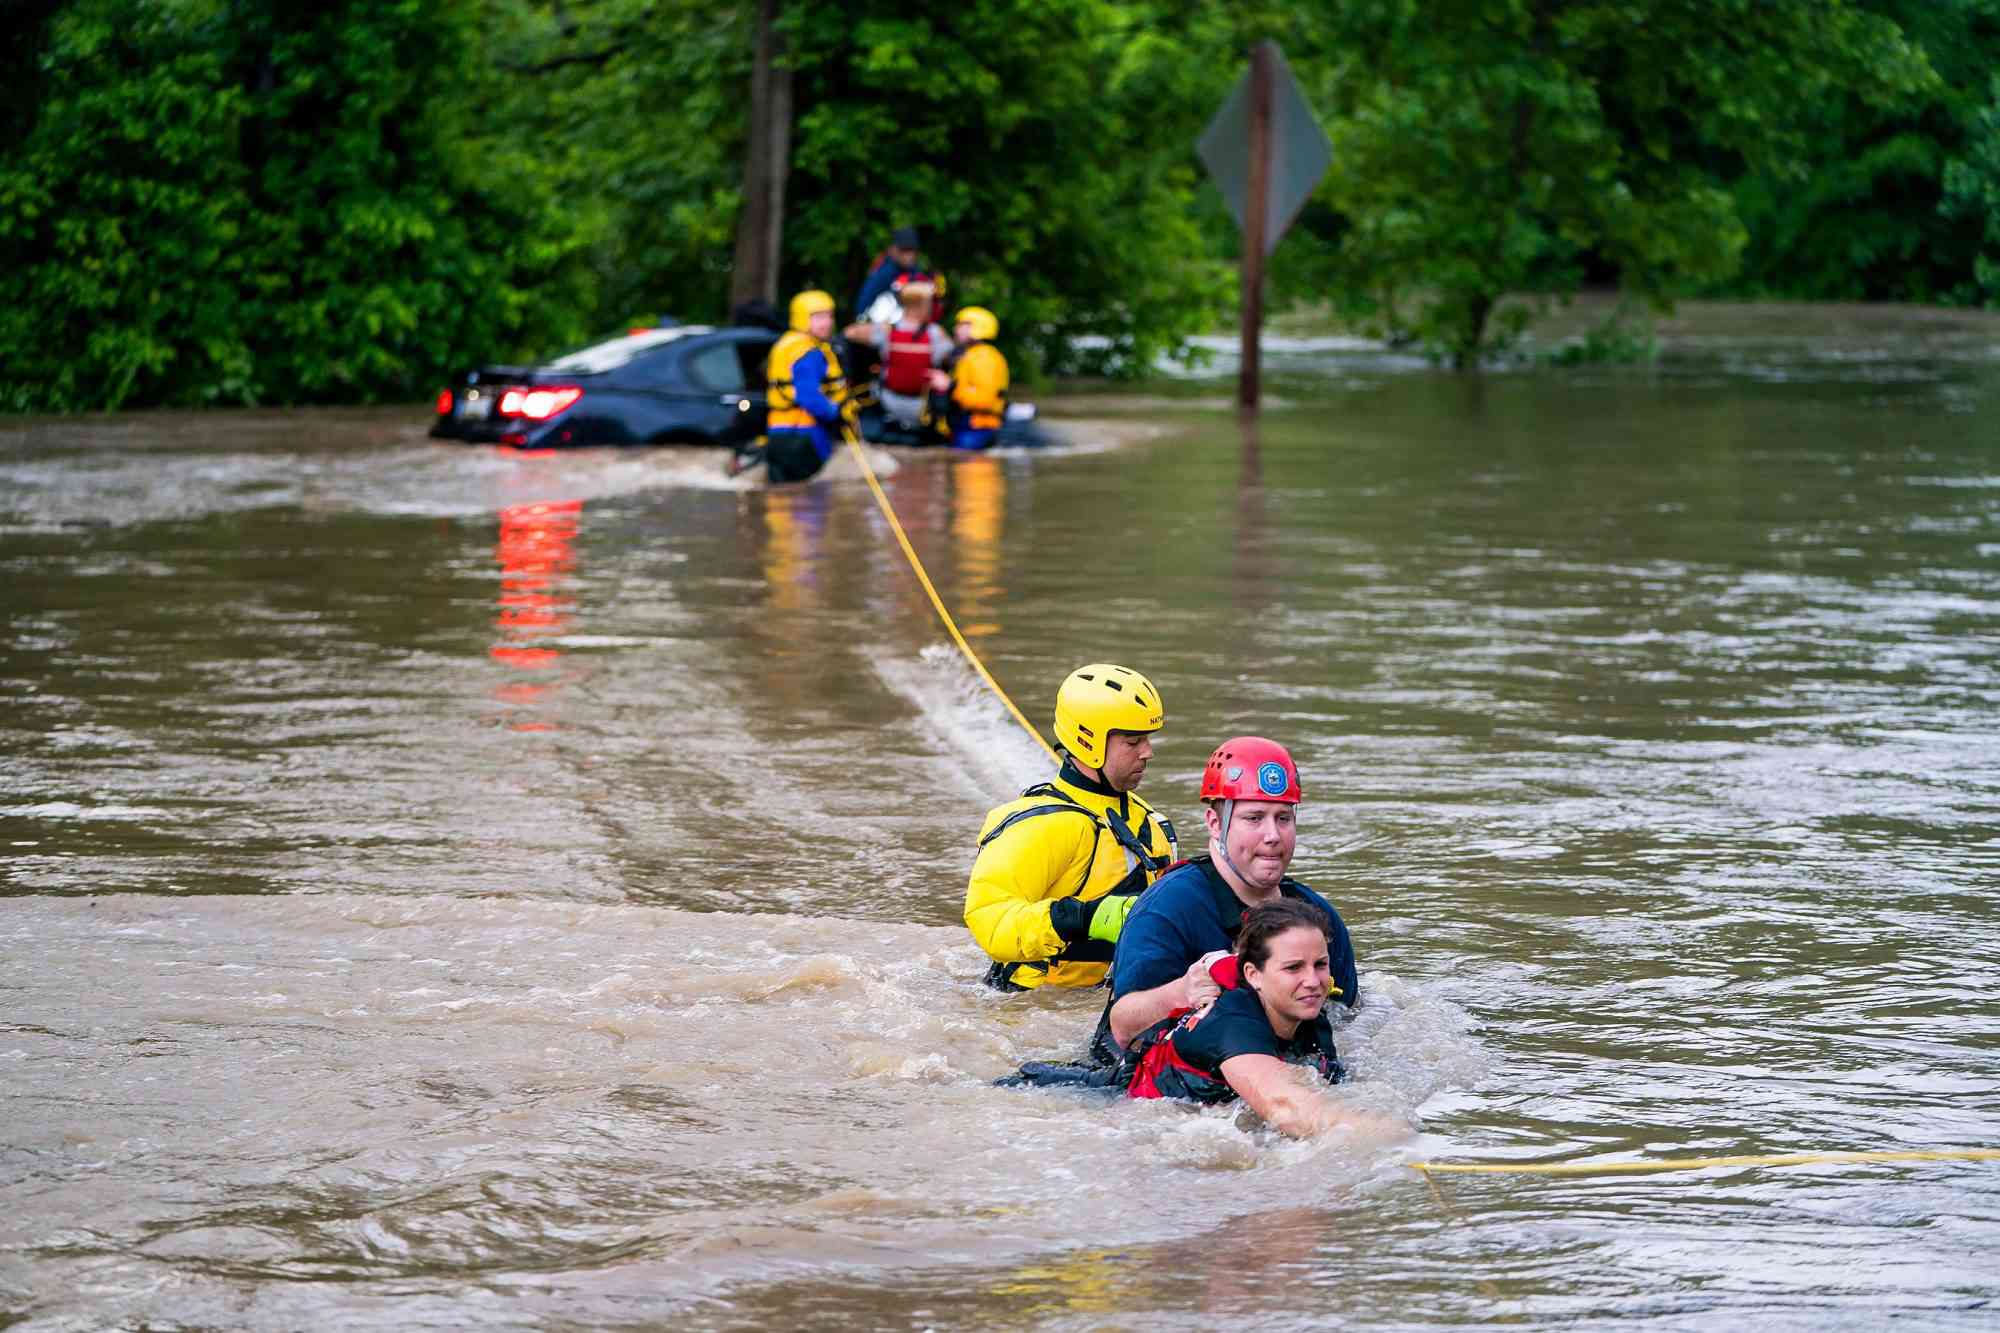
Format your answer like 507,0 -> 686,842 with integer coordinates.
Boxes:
3,303 -> 1998,1330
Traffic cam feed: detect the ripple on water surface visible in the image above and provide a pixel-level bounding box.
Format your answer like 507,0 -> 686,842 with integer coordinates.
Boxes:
4,309 -> 2000,1327
0,893 -> 1470,1328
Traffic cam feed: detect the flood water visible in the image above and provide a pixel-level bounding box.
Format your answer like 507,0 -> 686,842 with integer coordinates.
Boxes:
4,303 -> 1999,1329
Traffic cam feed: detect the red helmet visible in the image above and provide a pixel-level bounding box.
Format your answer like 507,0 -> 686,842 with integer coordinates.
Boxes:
1200,737 -> 1301,804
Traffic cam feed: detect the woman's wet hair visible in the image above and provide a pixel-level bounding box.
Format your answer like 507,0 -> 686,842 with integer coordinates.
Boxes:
1236,899 -> 1330,971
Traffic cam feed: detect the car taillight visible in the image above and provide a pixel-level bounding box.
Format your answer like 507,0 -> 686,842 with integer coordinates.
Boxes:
435,388 -> 454,415
498,386 -> 583,421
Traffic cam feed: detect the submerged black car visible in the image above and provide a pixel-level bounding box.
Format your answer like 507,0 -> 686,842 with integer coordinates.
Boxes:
431,324 -> 778,448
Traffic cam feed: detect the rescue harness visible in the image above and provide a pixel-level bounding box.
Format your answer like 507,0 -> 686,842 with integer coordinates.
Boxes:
997,954 -> 1346,1096
1122,959 -> 1345,1100
977,780 -> 1175,991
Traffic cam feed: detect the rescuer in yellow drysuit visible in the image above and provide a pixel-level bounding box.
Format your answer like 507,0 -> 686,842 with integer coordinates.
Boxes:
964,663 -> 1178,994
935,305 -> 1008,450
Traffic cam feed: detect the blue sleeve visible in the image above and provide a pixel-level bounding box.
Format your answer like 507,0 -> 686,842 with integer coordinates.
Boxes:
854,261 -> 896,315
1111,885 -> 1196,999
791,349 -> 839,423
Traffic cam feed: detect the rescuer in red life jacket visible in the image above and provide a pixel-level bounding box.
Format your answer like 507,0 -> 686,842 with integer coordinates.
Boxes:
843,276 -> 951,437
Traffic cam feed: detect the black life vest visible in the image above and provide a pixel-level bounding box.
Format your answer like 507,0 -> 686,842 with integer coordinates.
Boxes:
1121,961 -> 1344,1101
975,779 -> 1175,991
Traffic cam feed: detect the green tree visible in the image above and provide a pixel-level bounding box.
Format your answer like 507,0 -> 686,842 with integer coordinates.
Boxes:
0,2 -> 250,411
1724,0 -> 2000,302
0,0 -> 589,412
1299,0 -> 1936,367
486,0 -> 1241,377
468,0 -> 751,335
1941,72 -> 2000,306
15,0 -> 1996,409
776,0 -> 1236,376
230,0 -> 589,402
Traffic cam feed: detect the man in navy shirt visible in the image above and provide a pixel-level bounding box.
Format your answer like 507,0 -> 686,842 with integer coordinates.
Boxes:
854,225 -> 933,320
1106,736 -> 1358,1052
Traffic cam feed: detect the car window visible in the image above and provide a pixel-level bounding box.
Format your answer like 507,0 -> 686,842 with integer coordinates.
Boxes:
544,325 -> 708,374
735,336 -> 776,391
686,341 -> 746,392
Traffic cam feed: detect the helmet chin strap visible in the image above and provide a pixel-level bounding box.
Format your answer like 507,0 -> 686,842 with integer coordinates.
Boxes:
1213,798 -> 1286,894
1212,797 -> 1239,882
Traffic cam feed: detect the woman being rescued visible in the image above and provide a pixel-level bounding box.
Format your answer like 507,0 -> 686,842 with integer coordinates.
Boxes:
1002,898 -> 1407,1141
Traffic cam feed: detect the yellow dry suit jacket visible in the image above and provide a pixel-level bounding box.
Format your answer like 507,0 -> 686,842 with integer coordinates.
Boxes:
964,762 -> 1178,989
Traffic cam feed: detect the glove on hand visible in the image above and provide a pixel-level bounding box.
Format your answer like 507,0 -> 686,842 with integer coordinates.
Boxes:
1049,893 -> 1136,946
1086,892 -> 1136,943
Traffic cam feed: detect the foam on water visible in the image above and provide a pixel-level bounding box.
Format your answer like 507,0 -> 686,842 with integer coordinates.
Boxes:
0,891 -> 1478,1326
0,416 -> 915,532
867,643 -> 1055,799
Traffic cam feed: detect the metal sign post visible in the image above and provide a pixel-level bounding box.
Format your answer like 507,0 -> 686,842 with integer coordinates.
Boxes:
1240,45 -> 1272,410
1197,42 -> 1332,413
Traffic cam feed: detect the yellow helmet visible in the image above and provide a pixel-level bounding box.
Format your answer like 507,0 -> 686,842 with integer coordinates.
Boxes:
789,290 -> 835,332
1054,663 -> 1163,768
956,306 -> 999,341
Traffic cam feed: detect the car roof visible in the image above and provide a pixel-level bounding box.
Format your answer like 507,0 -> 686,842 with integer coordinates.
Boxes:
543,325 -> 718,374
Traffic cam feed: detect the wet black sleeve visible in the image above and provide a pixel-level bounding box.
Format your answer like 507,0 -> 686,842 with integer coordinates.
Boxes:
1171,988 -> 1282,1072
1330,914 -> 1359,1009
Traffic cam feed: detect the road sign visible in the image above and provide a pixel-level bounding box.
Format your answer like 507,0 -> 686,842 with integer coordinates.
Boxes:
1198,44 -> 1331,259
1196,43 -> 1331,410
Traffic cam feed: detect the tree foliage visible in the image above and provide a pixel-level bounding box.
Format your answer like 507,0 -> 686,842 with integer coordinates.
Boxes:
1725,0 -> 2000,303
7,0 -> 2000,409
0,0 -> 587,412
480,0 -> 1239,377
1941,73 -> 2000,307
1289,0 -> 1936,366
801,2 -> 1251,374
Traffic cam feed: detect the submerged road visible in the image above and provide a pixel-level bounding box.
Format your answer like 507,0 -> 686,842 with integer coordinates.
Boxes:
3,304 -> 1999,1329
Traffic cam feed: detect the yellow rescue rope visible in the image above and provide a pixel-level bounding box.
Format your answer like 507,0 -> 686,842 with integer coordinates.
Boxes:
841,430 -> 1060,765
1412,1148 -> 2000,1177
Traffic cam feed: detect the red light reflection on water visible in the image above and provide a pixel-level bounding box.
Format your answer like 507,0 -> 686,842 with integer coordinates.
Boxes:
491,499 -> 581,730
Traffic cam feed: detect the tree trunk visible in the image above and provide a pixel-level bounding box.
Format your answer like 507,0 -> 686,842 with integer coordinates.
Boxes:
1454,292 -> 1493,371
730,0 -> 791,309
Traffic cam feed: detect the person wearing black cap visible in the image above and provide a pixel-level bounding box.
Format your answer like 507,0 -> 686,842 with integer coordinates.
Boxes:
853,225 -> 940,321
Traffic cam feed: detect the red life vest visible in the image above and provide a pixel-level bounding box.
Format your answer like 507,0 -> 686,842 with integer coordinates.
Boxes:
883,322 -> 936,396
1124,955 -> 1242,1101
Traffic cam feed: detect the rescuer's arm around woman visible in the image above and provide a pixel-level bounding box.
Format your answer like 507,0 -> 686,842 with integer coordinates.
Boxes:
1150,901 -> 1406,1141
1109,946 -> 1225,1048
